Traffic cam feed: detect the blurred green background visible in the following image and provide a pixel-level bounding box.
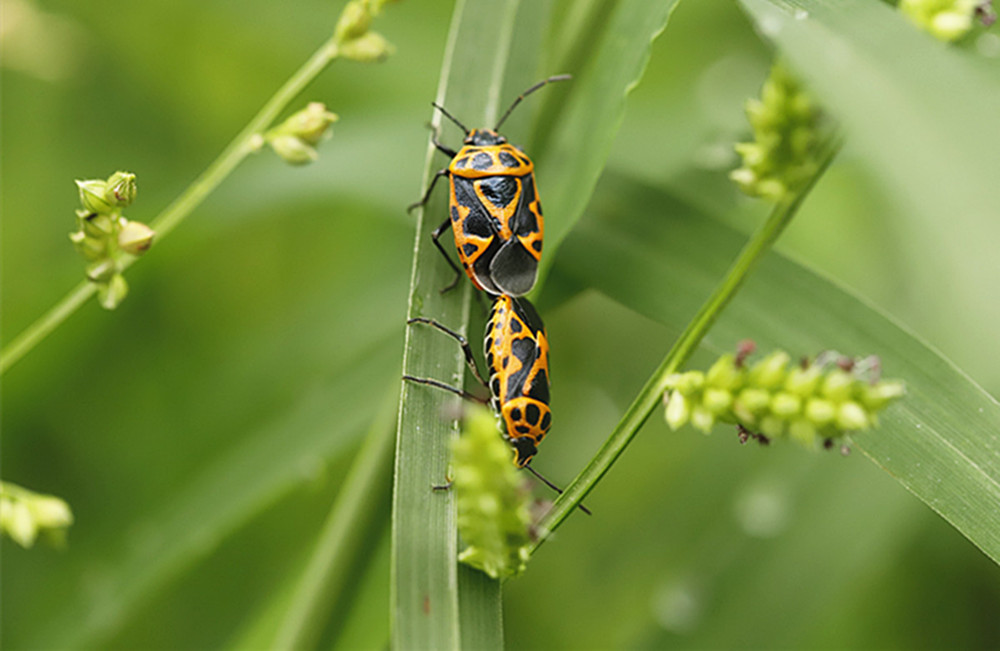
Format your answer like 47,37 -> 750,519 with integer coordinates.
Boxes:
3,0 -> 999,648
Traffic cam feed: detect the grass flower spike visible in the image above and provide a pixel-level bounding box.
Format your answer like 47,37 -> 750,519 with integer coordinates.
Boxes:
663,342 -> 905,449
453,405 -> 533,579
69,171 -> 153,310
731,62 -> 825,202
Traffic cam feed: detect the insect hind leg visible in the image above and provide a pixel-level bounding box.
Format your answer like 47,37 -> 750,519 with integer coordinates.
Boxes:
407,317 -> 487,386
402,375 -> 489,404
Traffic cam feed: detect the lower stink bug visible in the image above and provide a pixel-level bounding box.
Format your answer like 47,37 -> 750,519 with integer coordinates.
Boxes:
404,295 -> 589,513
408,74 -> 571,296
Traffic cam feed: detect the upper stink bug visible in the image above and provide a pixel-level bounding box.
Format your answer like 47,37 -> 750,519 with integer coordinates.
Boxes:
408,74 -> 571,296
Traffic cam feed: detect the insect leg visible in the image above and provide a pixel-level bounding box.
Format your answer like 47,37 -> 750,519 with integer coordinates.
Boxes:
407,317 -> 487,386
430,218 -> 463,293
432,132 -> 458,158
407,169 -> 449,214
402,375 -> 490,404
524,464 -> 593,516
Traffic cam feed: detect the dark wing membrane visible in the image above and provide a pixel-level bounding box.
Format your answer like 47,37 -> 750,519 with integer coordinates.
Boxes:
489,174 -> 541,296
510,174 -> 541,238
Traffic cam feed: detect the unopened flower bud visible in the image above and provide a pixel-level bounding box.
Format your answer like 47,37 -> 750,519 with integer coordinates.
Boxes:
821,369 -> 854,402
76,179 -> 114,214
104,171 -> 137,208
334,0 -> 372,43
31,496 -> 73,529
0,482 -> 74,549
86,258 -> 117,282
706,355 -> 742,390
664,390 -> 691,430
78,211 -> 115,238
804,398 -> 836,426
770,392 -> 802,418
785,365 -> 822,396
267,135 -> 317,165
117,218 -> 155,255
339,31 -> 394,62
836,401 -> 869,431
703,388 -> 733,415
734,387 -> 771,423
70,230 -> 107,261
749,351 -> 790,389
97,273 -> 128,310
1,498 -> 37,548
900,0 -> 979,41
691,405 -> 715,433
283,103 -> 339,146
860,381 -> 907,410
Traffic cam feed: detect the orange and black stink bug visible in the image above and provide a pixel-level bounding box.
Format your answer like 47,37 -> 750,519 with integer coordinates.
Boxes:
406,294 -> 551,467
408,74 -> 571,296
404,295 -> 590,513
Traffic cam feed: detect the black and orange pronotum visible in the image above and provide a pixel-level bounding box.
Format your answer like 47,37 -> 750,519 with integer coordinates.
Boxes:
404,295 -> 588,512
408,74 -> 570,296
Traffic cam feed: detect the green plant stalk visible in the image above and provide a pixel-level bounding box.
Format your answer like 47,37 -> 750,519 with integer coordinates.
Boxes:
271,390 -> 396,651
530,135 -> 843,553
0,38 -> 342,376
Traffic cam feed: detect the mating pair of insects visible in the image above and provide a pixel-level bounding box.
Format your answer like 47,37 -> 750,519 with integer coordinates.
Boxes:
405,75 -> 575,498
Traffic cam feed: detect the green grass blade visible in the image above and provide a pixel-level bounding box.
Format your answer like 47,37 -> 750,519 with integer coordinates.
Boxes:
392,0 -> 534,648
272,389 -> 397,650
549,176 -> 1000,565
457,565 -> 503,650
531,0 -> 682,291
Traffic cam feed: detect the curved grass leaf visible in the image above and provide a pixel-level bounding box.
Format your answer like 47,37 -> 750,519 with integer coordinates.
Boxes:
548,176 -> 1000,565
531,0 -> 683,291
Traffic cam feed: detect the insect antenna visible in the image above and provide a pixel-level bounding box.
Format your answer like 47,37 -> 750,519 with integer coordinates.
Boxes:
431,102 -> 470,134
525,464 -> 592,515
494,73 -> 572,131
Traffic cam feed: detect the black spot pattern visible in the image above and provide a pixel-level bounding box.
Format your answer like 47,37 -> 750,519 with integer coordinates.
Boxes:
499,151 -> 520,168
525,403 -> 540,425
540,411 -> 551,431
472,152 -> 493,171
